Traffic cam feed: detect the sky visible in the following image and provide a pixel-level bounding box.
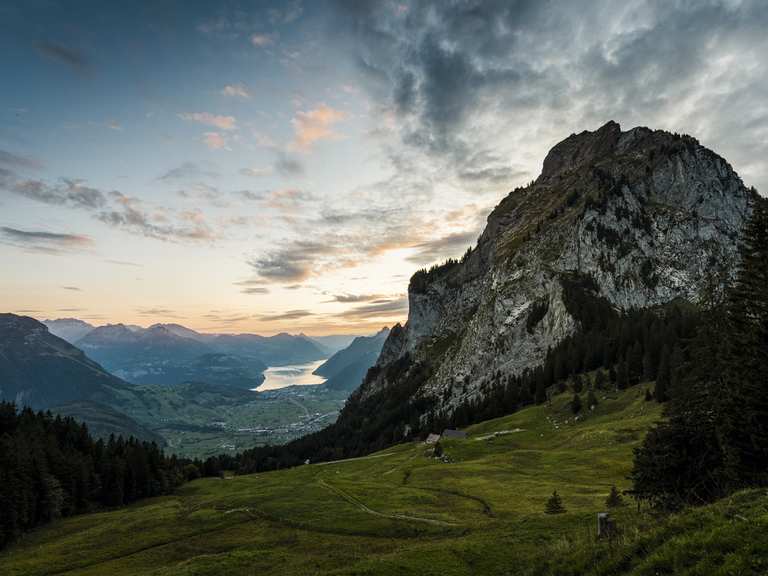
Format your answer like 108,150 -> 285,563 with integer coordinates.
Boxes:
1,0 -> 767,335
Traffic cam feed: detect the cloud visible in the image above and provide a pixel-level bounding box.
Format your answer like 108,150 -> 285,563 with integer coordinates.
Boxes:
240,167 -> 272,177
407,231 -> 477,265
104,259 -> 142,267
177,182 -> 222,203
62,286 -> 81,291
159,162 -> 219,181
250,33 -> 276,47
265,188 -> 317,212
248,240 -> 333,283
221,84 -> 251,98
0,149 -> 43,171
36,41 -> 88,73
135,307 -> 185,318
237,189 -> 265,201
2,176 -> 107,209
203,132 -> 228,150
257,309 -> 314,322
337,0 -> 768,193
274,153 -> 304,177
334,296 -> 408,321
179,112 -> 237,130
269,1 -> 303,24
291,105 -> 346,150
96,192 -> 216,242
0,226 -> 93,254
234,279 -> 271,295
328,293 -> 386,303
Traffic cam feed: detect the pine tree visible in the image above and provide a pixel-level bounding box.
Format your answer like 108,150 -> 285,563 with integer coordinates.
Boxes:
644,388 -> 653,402
545,490 -> 566,514
605,485 -> 624,508
587,389 -> 598,409
654,346 -> 670,402
720,195 -> 768,488
572,373 -> 583,393
617,357 -> 630,390
571,393 -> 582,414
629,341 -> 643,384
594,369 -> 606,390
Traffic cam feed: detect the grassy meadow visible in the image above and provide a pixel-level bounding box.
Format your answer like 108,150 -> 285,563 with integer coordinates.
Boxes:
3,385 -> 767,575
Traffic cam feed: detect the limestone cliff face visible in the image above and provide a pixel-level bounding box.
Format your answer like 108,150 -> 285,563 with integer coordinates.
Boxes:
359,122 -> 755,415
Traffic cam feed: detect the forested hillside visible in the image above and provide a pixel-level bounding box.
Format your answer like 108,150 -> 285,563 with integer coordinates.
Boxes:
0,404 -> 203,549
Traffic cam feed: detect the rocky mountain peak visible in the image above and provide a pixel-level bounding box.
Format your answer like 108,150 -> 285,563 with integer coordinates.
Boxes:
540,120 -> 622,181
362,122 -> 756,417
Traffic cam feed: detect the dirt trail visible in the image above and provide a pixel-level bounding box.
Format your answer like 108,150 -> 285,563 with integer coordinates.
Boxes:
317,479 -> 458,527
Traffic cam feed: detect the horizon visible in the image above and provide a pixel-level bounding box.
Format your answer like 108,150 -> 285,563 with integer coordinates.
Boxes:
2,0 -> 767,334
37,314 -> 388,338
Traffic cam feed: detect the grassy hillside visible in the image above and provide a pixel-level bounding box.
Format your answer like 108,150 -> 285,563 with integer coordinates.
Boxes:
3,386 -> 766,575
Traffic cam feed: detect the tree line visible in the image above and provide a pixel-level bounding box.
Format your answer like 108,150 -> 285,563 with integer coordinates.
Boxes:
0,405 -> 214,549
631,195 -> 768,508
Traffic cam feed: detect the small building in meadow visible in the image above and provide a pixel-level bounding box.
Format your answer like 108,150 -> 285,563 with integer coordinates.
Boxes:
425,433 -> 441,445
441,429 -> 467,440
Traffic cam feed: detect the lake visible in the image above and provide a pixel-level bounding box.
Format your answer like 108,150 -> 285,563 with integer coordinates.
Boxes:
254,359 -> 328,391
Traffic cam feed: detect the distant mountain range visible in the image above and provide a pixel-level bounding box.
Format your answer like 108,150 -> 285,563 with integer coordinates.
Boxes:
43,317 -> 96,343
314,328 -> 390,391
307,334 -> 358,354
1,314 -> 387,453
42,319 -> 338,388
0,314 -> 161,443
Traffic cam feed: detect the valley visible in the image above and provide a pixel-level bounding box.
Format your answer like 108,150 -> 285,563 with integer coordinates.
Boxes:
114,381 -> 348,458
1,314 -> 382,458
3,387 -> 765,575
3,3 -> 767,573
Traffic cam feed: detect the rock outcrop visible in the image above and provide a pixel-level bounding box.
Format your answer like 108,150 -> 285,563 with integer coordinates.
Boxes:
357,122 -> 755,417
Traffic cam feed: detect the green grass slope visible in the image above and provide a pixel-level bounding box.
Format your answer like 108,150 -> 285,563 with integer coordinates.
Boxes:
3,387 -> 766,575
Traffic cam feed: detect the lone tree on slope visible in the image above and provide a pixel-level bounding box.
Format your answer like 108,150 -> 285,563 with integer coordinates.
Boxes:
545,490 -> 566,514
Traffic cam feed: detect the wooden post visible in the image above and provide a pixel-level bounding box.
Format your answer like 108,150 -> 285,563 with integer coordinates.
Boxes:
597,512 -> 610,539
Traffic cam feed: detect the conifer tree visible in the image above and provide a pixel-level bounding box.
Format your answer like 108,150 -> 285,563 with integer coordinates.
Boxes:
571,393 -> 582,414
720,195 -> 768,488
545,490 -> 566,514
587,389 -> 598,409
606,485 -> 624,508
594,369 -> 606,390
572,373 -> 583,393
654,346 -> 670,403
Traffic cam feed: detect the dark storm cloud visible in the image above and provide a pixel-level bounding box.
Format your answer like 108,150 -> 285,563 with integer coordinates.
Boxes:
36,41 -> 89,73
334,0 -> 768,192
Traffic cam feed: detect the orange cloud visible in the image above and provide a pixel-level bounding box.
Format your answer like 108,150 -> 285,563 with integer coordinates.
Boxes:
203,132 -> 227,150
291,105 -> 345,150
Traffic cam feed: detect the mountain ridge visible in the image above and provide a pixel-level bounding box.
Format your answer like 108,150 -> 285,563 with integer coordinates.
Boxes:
353,120 -> 755,422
